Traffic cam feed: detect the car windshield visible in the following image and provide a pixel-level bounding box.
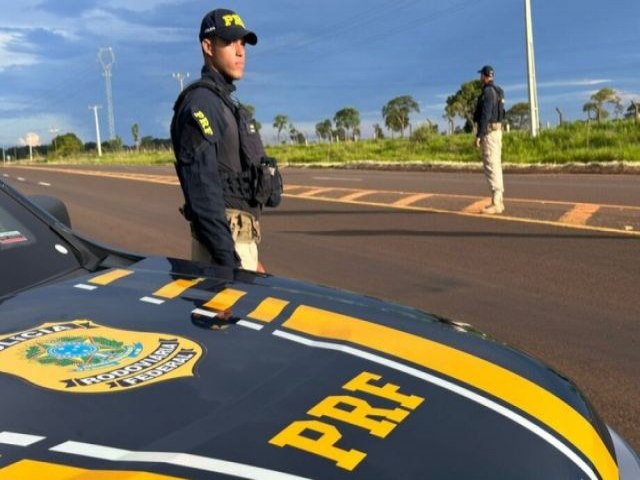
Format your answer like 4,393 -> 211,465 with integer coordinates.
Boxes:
0,186 -> 82,298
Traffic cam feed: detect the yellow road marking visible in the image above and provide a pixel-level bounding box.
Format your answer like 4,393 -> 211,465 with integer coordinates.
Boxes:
89,269 -> 133,286
559,203 -> 601,226
299,187 -> 335,197
340,190 -> 376,202
153,278 -> 204,299
283,305 -> 618,480
248,297 -> 290,323
7,166 -> 179,186
462,198 -> 491,213
7,167 -> 639,236
0,459 -> 183,479
203,288 -> 247,311
393,193 -> 432,207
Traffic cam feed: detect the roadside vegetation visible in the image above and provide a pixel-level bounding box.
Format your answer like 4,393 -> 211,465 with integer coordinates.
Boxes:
3,86 -> 639,168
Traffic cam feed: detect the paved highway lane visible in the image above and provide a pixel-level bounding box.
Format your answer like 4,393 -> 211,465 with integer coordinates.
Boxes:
3,165 -> 639,451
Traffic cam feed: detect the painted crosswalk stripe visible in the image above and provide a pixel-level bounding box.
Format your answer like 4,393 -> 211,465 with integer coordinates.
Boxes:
74,284 -> 98,291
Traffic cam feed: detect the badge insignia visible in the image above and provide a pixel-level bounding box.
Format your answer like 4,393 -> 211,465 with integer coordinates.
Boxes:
0,320 -> 203,393
193,110 -> 214,136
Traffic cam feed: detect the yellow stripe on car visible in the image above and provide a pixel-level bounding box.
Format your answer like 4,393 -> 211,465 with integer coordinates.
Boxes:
203,288 -> 247,311
153,278 -> 204,299
0,459 -> 184,479
248,297 -> 290,323
88,269 -> 133,286
282,305 -> 618,480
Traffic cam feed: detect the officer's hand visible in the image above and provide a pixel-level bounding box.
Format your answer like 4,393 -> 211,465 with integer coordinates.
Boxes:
475,137 -> 481,149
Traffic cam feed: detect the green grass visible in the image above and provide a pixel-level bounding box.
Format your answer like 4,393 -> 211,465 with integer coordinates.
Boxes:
22,119 -> 640,167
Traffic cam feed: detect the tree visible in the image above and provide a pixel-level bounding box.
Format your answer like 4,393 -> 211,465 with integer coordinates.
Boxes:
382,95 -> 420,138
273,114 -> 288,144
315,119 -> 333,142
587,87 -> 621,122
102,136 -> 123,152
625,101 -> 640,121
582,101 -> 599,121
444,80 -> 483,133
372,123 -> 385,140
50,133 -> 83,158
131,123 -> 140,151
334,107 -> 360,141
506,102 -> 530,131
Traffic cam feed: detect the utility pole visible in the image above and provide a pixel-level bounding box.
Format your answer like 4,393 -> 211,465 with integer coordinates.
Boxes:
172,72 -> 190,92
89,105 -> 103,157
524,0 -> 540,137
49,127 -> 60,155
98,47 -> 116,140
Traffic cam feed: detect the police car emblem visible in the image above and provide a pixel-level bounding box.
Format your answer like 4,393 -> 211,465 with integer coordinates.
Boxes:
0,320 -> 203,393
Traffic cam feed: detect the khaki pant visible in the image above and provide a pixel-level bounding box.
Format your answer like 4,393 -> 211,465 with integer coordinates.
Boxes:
191,209 -> 261,271
481,126 -> 504,195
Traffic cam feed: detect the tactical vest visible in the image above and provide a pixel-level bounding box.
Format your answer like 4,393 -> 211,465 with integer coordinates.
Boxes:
489,84 -> 506,122
173,78 -> 283,208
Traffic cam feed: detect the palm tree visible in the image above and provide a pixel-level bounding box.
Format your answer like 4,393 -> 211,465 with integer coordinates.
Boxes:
273,114 -> 288,144
382,95 -> 420,138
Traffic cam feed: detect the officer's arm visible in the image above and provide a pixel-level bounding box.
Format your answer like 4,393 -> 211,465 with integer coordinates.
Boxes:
174,105 -> 239,268
477,88 -> 496,139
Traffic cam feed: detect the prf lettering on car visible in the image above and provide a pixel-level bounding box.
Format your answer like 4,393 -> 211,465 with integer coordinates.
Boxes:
269,372 -> 424,471
222,14 -> 245,28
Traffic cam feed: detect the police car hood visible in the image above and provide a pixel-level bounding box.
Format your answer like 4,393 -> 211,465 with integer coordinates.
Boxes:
0,256 -> 619,480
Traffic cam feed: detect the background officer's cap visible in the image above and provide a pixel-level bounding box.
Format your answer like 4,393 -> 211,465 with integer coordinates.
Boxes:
478,65 -> 495,77
199,9 -> 258,45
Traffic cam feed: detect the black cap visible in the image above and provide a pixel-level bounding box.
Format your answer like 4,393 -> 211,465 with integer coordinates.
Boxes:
199,9 -> 257,45
478,65 -> 495,77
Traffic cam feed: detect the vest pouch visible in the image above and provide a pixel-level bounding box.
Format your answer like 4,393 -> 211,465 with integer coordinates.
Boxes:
252,157 -> 283,208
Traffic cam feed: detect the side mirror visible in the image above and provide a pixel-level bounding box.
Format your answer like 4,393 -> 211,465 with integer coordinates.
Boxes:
29,195 -> 72,228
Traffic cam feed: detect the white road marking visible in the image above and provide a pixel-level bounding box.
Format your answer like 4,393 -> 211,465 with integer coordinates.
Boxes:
17,177 -> 25,182
191,308 -> 218,318
74,284 -> 97,291
50,441 -> 313,480
38,182 -> 51,187
2,174 -> 9,178
140,296 -> 165,305
0,432 -> 45,447
272,330 -> 599,480
237,320 -> 263,331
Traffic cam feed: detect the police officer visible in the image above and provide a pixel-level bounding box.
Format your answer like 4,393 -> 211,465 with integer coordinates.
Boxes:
474,65 -> 506,214
171,8 -> 272,271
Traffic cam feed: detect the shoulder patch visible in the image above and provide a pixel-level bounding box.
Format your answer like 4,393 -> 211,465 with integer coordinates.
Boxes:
193,110 -> 214,137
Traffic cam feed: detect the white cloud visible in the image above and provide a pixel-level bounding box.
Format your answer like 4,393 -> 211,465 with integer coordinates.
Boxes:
106,0 -> 189,13
0,113 -> 88,146
0,32 -> 38,71
81,8 -> 188,43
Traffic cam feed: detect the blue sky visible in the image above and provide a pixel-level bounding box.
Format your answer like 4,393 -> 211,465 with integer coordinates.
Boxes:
1,0 -> 639,148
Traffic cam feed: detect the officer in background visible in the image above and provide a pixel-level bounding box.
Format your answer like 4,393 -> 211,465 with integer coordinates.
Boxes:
474,65 -> 506,214
171,8 -> 281,271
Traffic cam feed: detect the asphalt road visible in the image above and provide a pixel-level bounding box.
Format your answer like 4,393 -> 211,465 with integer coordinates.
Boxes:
3,165 -> 639,451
